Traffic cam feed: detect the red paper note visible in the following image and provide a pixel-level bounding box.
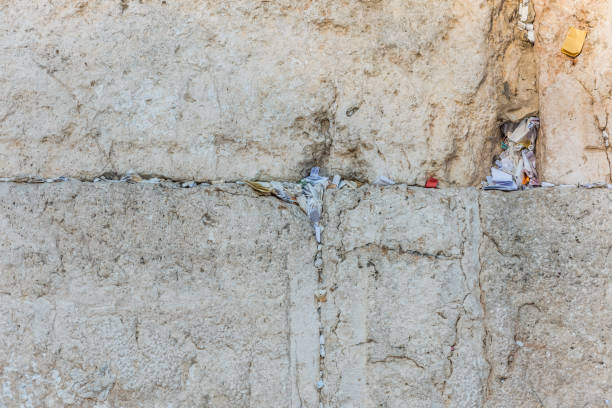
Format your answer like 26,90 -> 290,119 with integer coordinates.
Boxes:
425,177 -> 438,188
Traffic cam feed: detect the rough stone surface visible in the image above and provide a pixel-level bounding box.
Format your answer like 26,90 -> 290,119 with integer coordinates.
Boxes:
480,189 -> 612,407
0,182 -> 610,407
534,0 -> 612,184
0,182 -> 319,408
320,186 -> 488,407
0,0 -> 504,185
319,185 -> 610,407
1,1 -> 611,406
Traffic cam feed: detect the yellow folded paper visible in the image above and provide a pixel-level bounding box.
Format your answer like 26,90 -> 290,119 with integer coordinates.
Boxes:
244,180 -> 273,194
561,27 -> 587,57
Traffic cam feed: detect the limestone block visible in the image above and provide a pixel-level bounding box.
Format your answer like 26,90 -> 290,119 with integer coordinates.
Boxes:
1,0 -> 501,185
320,186 -> 488,407
1,179 -> 609,408
534,0 -> 612,184
480,189 -> 612,407
0,182 -> 319,407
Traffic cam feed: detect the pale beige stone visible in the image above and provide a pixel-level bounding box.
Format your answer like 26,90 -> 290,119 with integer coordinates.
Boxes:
534,0 -> 612,184
480,188 -> 612,407
1,1 -> 611,403
320,186 -> 488,407
318,186 -> 611,408
0,182 -> 610,407
1,0 -> 504,185
0,182 -> 319,408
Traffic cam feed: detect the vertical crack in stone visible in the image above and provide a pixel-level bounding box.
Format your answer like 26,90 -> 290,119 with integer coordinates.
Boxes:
476,192 -> 494,404
314,243 -> 324,408
441,312 -> 461,403
574,79 -> 612,183
603,130 -> 612,183
286,259 -> 299,407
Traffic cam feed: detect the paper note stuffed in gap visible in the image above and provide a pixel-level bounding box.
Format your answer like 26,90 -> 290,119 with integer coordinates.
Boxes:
561,27 -> 587,58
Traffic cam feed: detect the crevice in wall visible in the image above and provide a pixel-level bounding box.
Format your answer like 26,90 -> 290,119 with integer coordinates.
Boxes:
0,173 -> 459,188
314,244 -> 325,408
491,0 -> 539,123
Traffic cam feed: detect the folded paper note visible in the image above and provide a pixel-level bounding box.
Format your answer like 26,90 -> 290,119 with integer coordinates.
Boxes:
561,27 -> 586,57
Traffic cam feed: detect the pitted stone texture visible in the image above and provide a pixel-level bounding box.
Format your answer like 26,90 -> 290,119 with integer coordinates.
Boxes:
0,182 -> 319,408
480,189 -> 612,407
534,0 -> 612,184
1,0 -> 499,185
2,183 -> 609,408
320,186 -> 488,407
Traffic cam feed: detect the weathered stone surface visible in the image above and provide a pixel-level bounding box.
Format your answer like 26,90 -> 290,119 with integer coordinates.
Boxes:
1,0 -> 502,185
534,0 -> 612,184
0,182 -> 319,407
1,1 -> 611,405
318,185 -> 610,407
320,186 -> 488,407
480,188 -> 612,407
0,181 -> 609,407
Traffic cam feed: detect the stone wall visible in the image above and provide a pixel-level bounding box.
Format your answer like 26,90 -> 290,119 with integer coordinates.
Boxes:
1,183 -> 609,407
0,182 -> 319,407
534,0 -> 612,185
320,187 -> 486,407
1,0 -> 511,185
320,185 -> 611,407
1,1 -> 611,407
480,187 -> 611,407
2,1 -> 610,185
